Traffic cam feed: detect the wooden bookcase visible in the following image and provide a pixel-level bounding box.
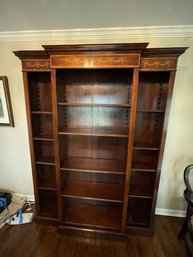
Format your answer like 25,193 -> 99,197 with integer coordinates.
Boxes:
14,43 -> 187,238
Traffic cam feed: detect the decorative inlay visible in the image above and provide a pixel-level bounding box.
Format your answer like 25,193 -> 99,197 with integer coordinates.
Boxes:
143,60 -> 171,67
140,58 -> 177,70
22,60 -> 50,70
51,54 -> 140,68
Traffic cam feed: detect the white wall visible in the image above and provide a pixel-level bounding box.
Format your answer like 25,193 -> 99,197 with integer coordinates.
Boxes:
0,0 -> 193,31
0,33 -> 193,213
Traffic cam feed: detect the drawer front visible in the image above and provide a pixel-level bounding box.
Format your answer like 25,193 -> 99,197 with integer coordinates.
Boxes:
51,54 -> 140,68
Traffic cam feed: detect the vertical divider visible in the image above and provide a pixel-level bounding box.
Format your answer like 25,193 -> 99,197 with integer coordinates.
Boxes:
51,69 -> 63,223
122,68 -> 139,230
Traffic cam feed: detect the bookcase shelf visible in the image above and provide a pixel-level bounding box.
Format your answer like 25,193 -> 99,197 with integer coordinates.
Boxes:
14,43 -> 187,238
35,156 -> 55,165
58,103 -> 130,107
61,157 -> 126,174
62,180 -> 124,202
59,127 -> 129,138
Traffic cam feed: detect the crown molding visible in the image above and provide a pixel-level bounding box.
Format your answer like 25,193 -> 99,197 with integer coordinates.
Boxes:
0,25 -> 193,43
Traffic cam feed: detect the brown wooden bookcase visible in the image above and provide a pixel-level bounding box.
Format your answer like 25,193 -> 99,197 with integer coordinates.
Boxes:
14,43 -> 187,239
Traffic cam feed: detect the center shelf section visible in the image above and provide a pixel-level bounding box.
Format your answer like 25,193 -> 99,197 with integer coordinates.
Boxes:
56,69 -> 133,106
62,180 -> 124,202
61,157 -> 126,174
58,105 -> 130,138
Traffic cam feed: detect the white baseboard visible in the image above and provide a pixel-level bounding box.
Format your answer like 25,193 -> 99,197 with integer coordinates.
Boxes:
155,208 -> 186,217
0,25 -> 193,42
13,193 -> 35,202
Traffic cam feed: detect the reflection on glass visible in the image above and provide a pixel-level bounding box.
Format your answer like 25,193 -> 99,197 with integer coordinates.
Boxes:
0,97 -> 4,117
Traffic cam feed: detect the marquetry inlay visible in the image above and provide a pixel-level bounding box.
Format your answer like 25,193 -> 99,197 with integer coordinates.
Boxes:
22,60 -> 50,70
140,57 -> 177,71
50,54 -> 140,68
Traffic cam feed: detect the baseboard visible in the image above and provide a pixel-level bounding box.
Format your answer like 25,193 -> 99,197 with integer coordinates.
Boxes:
0,25 -> 193,42
155,208 -> 186,217
13,193 -> 35,202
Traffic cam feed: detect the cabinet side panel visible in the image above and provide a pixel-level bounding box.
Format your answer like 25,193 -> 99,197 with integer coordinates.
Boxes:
51,69 -> 63,222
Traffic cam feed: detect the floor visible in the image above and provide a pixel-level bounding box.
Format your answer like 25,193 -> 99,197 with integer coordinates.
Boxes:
0,215 -> 189,257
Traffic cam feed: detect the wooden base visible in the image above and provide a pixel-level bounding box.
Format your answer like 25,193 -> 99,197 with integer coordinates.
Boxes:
58,225 -> 127,241
35,215 -> 59,225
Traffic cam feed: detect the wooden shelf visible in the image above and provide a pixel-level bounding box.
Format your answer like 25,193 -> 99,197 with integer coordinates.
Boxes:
63,203 -> 122,230
133,144 -> 159,151
38,179 -> 57,191
62,180 -> 123,202
131,162 -> 157,172
137,110 -> 164,113
31,111 -> 53,115
38,186 -> 57,191
61,157 -> 126,174
33,135 -> 54,141
36,156 -> 55,165
59,127 -> 128,138
129,185 -> 153,198
58,103 -> 130,107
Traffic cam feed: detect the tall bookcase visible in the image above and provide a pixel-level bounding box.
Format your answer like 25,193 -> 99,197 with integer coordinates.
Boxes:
14,44 -> 187,238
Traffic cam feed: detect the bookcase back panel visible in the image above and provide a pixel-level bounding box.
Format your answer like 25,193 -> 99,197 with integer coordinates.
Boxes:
32,115 -> 54,138
34,141 -> 55,160
57,69 -> 132,105
59,136 -> 128,161
137,72 -> 169,111
37,165 -> 57,189
134,113 -> 164,147
127,197 -> 152,226
129,171 -> 155,197
39,189 -> 58,218
28,72 -> 52,112
58,106 -> 130,130
62,170 -> 124,184
132,149 -> 159,171
62,197 -> 123,230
